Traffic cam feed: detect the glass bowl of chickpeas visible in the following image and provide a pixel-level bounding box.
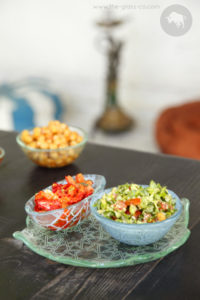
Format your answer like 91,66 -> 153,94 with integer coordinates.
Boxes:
16,121 -> 87,168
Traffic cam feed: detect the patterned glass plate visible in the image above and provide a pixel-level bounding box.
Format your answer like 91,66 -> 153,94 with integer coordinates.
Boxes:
13,199 -> 190,268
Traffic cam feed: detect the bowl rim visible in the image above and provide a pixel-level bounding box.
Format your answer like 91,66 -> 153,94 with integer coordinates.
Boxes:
0,147 -> 5,159
90,185 -> 182,227
16,125 -> 88,152
25,174 -> 106,216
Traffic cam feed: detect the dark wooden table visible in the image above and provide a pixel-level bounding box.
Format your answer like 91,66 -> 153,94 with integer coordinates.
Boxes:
0,130 -> 200,300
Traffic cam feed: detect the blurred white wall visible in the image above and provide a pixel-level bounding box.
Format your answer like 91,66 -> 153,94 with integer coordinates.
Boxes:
0,0 -> 200,151
0,0 -> 199,92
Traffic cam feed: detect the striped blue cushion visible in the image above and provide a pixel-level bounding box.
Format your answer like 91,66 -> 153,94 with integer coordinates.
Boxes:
0,78 -> 64,131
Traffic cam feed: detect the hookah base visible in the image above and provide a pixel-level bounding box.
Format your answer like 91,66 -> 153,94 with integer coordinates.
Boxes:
96,106 -> 134,133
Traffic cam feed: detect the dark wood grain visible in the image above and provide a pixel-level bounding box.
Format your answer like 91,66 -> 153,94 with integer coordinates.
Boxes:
0,130 -> 200,300
30,261 -> 161,300
0,238 -> 66,299
125,220 -> 200,300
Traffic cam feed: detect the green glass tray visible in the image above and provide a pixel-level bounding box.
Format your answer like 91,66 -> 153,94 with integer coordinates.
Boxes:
13,199 -> 190,268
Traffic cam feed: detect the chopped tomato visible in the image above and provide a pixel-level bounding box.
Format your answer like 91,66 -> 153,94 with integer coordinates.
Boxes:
135,210 -> 142,218
143,213 -> 151,222
159,202 -> 169,211
65,175 -> 76,186
52,183 -> 62,193
75,173 -> 85,183
35,191 -> 52,201
85,180 -> 93,185
125,198 -> 141,206
114,200 -> 127,211
67,185 -> 77,197
84,185 -> 94,197
34,173 -> 94,213
35,198 -> 61,212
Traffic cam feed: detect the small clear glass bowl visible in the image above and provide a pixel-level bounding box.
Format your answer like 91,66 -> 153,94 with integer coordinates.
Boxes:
16,126 -> 87,168
90,186 -> 182,246
0,147 -> 5,164
25,174 -> 106,231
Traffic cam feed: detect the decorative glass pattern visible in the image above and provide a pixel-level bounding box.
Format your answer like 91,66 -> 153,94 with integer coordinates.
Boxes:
13,199 -> 190,268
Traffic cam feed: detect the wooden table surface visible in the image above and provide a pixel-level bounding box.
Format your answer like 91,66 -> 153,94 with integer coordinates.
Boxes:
0,130 -> 200,300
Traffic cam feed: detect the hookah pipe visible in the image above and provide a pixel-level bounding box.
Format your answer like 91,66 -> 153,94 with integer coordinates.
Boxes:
95,13 -> 133,132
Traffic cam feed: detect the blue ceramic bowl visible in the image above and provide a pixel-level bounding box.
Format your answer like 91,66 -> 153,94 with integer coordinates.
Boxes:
90,186 -> 182,246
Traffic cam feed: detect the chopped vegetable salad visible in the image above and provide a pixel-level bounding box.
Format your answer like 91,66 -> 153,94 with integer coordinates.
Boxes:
95,181 -> 176,224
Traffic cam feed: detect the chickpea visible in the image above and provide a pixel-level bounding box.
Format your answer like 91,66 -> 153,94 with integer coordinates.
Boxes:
29,142 -> 37,148
68,149 -> 75,156
49,144 -> 57,150
21,129 -> 29,138
77,136 -> 83,143
53,135 -> 59,141
37,135 -> 45,143
61,123 -> 68,131
38,153 -> 47,162
50,152 -> 59,159
21,130 -> 32,144
59,143 -> 67,148
157,212 -> 166,221
64,128 -> 71,136
32,127 -> 41,139
40,142 -> 49,149
56,158 -> 64,165
70,140 -> 78,146
53,139 -> 61,147
69,132 -> 78,141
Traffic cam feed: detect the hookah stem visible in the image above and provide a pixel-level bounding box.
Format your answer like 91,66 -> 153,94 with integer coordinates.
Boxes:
105,34 -> 122,109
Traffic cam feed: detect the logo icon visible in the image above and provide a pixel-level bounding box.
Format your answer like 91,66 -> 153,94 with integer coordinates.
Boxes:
160,5 -> 192,36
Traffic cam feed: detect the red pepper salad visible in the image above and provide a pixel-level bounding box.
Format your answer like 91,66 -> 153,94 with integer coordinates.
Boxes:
34,174 -> 94,212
